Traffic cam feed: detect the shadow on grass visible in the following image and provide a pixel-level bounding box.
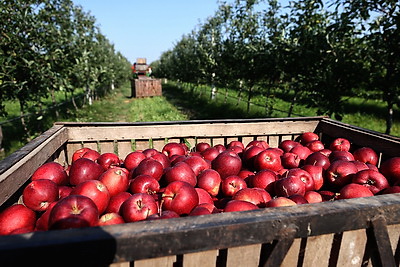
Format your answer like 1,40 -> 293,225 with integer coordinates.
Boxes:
162,83 -> 267,120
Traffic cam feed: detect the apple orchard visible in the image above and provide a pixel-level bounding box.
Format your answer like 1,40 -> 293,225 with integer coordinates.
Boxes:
1,133 -> 400,235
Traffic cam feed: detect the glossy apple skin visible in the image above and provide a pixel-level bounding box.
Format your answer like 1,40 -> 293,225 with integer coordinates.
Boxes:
352,169 -> 389,194
183,155 -> 210,176
49,195 -> 99,230
212,151 -> 242,179
120,193 -> 158,222
189,206 -> 212,216
266,197 -> 297,207
278,140 -> 301,153
133,158 -> 164,181
162,181 -> 199,215
147,210 -> 180,220
298,132 -> 319,145
353,147 -> 378,166
124,151 -> 146,171
68,158 -> 104,186
195,188 -> 214,204
301,165 -> 324,191
304,152 -> 331,170
98,213 -> 125,226
281,152 -> 300,169
324,160 -> 358,188
380,157 -> 400,185
105,192 -> 132,214
97,153 -> 121,170
71,180 -> 111,215
305,140 -> 325,152
250,169 -> 277,194
337,183 -> 374,199
163,161 -> 197,186
0,204 -> 36,235
72,147 -> 92,162
22,179 -> 59,212
195,142 -> 211,152
232,188 -> 271,207
162,142 -> 187,158
275,176 -> 306,197
253,148 -> 282,172
290,145 -> 312,161
304,191 -> 323,203
197,169 -> 222,197
221,175 -> 247,197
201,147 -> 220,162
129,174 -> 160,195
98,167 -> 130,197
31,162 -> 68,186
224,200 -> 259,212
242,145 -> 264,170
288,194 -> 309,205
284,168 -> 315,192
329,138 -> 351,152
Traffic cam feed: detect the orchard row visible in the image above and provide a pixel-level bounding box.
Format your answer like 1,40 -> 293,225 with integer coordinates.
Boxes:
1,132 -> 400,235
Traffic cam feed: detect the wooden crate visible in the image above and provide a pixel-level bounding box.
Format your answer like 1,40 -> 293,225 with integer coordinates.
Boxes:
0,117 -> 400,267
131,77 -> 162,98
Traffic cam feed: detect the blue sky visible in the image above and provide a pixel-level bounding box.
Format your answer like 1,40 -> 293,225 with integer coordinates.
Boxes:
71,1 -> 222,65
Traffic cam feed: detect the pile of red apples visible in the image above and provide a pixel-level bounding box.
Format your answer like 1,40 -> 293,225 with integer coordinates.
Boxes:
1,132 -> 400,235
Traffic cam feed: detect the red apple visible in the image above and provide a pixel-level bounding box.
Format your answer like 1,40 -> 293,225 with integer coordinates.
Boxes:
352,169 -> 389,194
71,180 -> 110,215
133,158 -> 164,181
0,204 -> 36,235
242,145 -> 264,170
35,202 -> 57,231
337,183 -> 374,199
329,138 -> 351,152
212,151 -> 242,179
31,162 -> 68,186
221,175 -> 247,197
98,167 -> 129,197
120,193 -> 158,222
380,157 -> 400,185
72,147 -> 92,162
97,152 -> 121,170
214,144 -> 226,153
198,203 -> 219,214
278,140 -> 301,153
352,161 -> 369,172
49,195 -> 99,230
246,140 -> 269,150
305,140 -> 325,152
290,145 -> 312,161
142,148 -> 158,158
298,132 -> 319,145
274,175 -> 306,197
232,188 -> 271,207
195,188 -> 214,204
281,152 -> 301,169
227,140 -> 244,150
380,186 -> 400,195
58,185 -> 73,199
253,148 -> 282,172
197,169 -> 222,197
98,212 -> 125,226
68,158 -> 104,186
124,151 -> 146,171
162,142 -> 187,158
288,194 -> 309,205
22,179 -> 59,212
162,181 -> 199,215
250,169 -> 277,194
301,165 -> 324,191
81,149 -> 101,162
163,161 -> 197,186
147,210 -> 180,220
195,142 -> 211,152
284,168 -> 315,192
319,190 -> 338,202
201,147 -> 220,162
105,191 -> 132,214
129,174 -> 160,195
353,147 -> 379,166
325,160 -> 358,188
188,206 -> 212,216
148,152 -> 171,169
304,191 -> 323,203
266,197 -> 297,207
304,152 -> 331,170
227,145 -> 243,155
183,155 -> 210,176
224,200 -> 259,212
329,151 -> 355,162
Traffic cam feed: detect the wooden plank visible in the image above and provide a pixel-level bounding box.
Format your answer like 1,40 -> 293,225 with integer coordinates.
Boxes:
117,140 -> 134,160
267,136 -> 280,148
336,229 -> 367,266
0,126 -> 68,207
302,233 -> 334,266
182,249 -> 218,267
152,139 -> 166,152
109,261 -> 130,267
226,244 -> 262,267
99,141 -> 116,154
134,255 -> 176,267
2,194 -> 400,265
135,140 -> 151,151
264,228 -> 297,267
65,120 -> 320,143
370,217 -> 396,267
387,224 -> 400,255
280,238 -> 301,267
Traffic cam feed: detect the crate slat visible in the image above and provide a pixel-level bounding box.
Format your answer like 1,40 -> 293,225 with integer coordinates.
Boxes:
182,249 -> 218,267
336,229 -> 368,266
281,238 -> 301,267
226,244 -> 262,267
302,233 -> 334,266
134,255 -> 176,267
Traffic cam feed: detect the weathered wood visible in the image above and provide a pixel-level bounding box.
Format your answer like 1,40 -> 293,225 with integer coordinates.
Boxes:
226,244 -> 262,267
109,262 -> 130,267
302,233 -> 334,266
182,250 -> 218,267
133,78 -> 162,98
134,255 -> 176,267
264,227 -> 297,267
370,216 -> 396,267
281,238 -> 301,267
336,229 -> 368,266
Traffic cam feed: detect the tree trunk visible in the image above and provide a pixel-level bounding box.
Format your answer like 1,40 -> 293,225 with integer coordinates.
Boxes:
247,86 -> 253,113
385,99 -> 393,135
51,89 -> 59,118
19,100 -> 31,142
